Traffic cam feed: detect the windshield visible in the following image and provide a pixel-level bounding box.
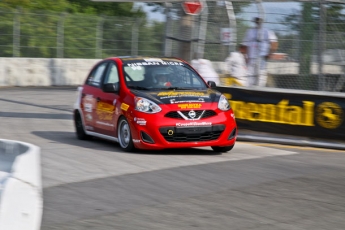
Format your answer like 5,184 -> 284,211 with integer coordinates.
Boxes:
123,59 -> 208,90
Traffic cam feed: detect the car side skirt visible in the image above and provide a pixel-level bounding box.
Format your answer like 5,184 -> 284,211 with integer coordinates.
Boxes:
85,131 -> 119,143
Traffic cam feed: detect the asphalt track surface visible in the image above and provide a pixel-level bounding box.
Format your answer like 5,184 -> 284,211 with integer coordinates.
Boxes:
1,86 -> 345,230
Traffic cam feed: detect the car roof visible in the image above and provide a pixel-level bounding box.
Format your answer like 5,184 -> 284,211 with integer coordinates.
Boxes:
105,56 -> 185,63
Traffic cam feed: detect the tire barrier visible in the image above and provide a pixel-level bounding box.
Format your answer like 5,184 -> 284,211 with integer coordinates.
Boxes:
0,139 -> 42,230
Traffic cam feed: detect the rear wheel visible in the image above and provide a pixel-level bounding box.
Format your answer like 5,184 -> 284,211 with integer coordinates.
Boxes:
118,117 -> 135,152
74,112 -> 90,140
211,145 -> 234,153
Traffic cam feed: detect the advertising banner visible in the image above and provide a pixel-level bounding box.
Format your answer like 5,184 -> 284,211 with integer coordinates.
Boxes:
216,87 -> 345,141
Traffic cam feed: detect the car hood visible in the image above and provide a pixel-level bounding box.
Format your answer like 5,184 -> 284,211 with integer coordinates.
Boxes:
130,89 -> 221,105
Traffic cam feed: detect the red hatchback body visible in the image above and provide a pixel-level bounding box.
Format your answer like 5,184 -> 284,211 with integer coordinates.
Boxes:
74,57 -> 237,152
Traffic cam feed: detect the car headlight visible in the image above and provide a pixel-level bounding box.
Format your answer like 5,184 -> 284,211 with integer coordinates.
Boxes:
218,94 -> 231,111
135,97 -> 161,113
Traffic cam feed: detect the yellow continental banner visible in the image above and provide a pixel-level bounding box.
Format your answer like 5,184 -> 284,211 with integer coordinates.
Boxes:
224,93 -> 315,126
216,88 -> 345,141
177,103 -> 202,109
316,102 -> 344,129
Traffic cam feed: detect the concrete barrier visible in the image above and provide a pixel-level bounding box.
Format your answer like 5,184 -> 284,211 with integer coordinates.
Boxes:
0,57 -> 343,87
212,61 -> 343,75
0,58 -> 100,86
0,139 -> 42,230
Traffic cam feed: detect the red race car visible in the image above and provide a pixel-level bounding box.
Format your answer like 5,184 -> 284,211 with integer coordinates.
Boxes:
74,56 -> 237,152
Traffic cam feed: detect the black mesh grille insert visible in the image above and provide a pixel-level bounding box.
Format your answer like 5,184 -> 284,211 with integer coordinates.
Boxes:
160,125 -> 224,143
162,131 -> 222,142
165,110 -> 217,119
202,110 -> 217,118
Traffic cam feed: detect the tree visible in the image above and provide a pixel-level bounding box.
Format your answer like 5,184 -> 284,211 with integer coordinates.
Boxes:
281,2 -> 345,78
0,0 -> 71,11
66,0 -> 145,17
0,0 -> 148,58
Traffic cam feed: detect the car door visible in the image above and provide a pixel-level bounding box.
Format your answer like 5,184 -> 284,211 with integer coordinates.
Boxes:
80,61 -> 109,133
93,61 -> 121,137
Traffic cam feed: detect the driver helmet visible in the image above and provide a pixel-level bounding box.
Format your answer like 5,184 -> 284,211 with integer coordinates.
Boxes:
153,68 -> 170,83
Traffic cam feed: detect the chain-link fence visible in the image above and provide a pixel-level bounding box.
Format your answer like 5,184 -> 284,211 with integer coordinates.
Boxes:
0,8 -> 165,59
0,2 -> 344,92
164,1 -> 345,92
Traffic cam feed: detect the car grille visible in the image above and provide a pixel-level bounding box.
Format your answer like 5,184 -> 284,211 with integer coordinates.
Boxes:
165,110 -> 217,120
162,131 -> 223,142
159,125 -> 224,143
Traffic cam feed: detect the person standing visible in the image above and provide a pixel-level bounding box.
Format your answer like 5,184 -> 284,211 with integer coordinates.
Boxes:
242,17 -> 278,87
224,44 -> 248,86
191,53 -> 220,85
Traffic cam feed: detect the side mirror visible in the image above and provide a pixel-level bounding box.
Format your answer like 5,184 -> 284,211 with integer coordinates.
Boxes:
207,81 -> 216,88
103,83 -> 119,93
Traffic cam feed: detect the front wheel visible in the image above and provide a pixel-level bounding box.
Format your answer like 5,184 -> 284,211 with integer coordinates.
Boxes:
118,117 -> 135,152
211,145 -> 234,153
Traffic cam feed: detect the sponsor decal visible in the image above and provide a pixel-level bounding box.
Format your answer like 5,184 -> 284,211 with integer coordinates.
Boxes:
136,118 -> 147,125
176,122 -> 212,127
84,103 -> 92,113
158,91 -> 207,98
316,102 -> 344,129
97,102 -> 115,113
170,98 -> 205,104
82,94 -> 95,113
96,121 -> 114,127
132,139 -> 141,143
86,113 -> 93,121
96,102 -> 115,121
121,103 -> 130,111
224,93 -> 315,126
127,61 -> 183,68
177,103 -> 202,109
113,99 -> 117,105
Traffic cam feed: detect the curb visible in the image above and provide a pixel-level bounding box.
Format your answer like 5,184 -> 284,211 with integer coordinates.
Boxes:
237,133 -> 345,151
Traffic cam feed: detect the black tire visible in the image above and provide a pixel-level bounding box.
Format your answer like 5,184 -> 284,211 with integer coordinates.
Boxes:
74,112 -> 90,140
211,145 -> 234,153
117,117 -> 135,152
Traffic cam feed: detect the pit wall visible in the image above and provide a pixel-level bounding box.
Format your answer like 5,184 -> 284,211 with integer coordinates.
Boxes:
0,58 -> 342,86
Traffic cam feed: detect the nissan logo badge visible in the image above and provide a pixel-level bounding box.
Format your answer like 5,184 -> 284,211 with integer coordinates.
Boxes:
188,110 -> 196,119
